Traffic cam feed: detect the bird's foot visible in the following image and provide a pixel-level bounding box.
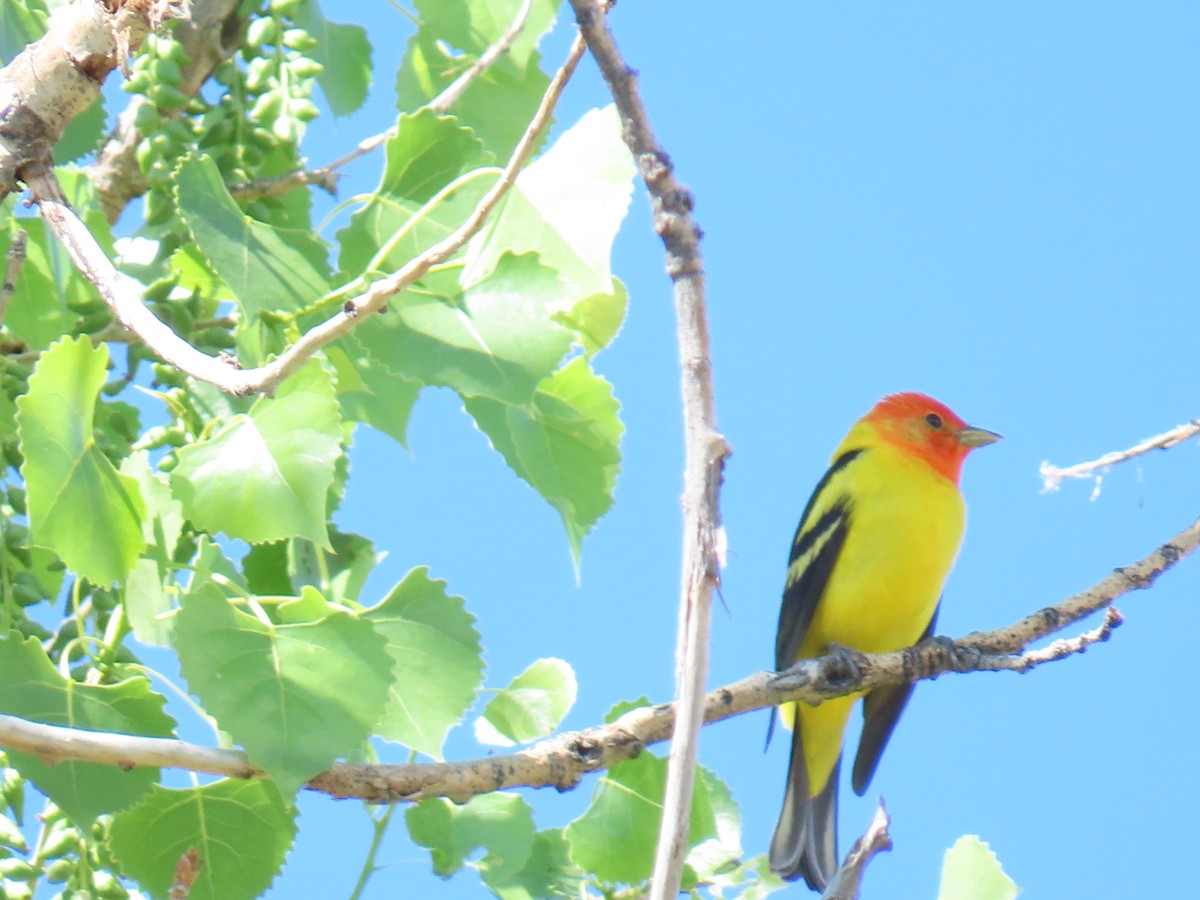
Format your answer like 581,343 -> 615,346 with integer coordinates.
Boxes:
819,642 -> 868,689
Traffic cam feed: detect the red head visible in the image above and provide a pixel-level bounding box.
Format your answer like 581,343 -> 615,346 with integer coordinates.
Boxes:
861,392 -> 1001,483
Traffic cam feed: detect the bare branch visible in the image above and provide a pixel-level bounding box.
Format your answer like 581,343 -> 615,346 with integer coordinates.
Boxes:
26,32 -> 588,397
821,801 -> 892,900
1,516 -> 1193,805
230,0 -> 534,202
566,2 -> 728,897
1040,419 -> 1200,495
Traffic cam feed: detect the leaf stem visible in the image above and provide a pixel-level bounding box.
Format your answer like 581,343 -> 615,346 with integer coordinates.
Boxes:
347,804 -> 397,900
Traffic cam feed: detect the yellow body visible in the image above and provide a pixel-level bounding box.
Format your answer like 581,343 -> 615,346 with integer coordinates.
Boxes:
781,423 -> 966,796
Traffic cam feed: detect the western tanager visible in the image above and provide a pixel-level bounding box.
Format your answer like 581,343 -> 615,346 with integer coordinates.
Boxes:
768,392 -> 1000,890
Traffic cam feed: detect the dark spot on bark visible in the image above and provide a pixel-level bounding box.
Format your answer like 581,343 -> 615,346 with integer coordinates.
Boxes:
570,736 -> 602,763
76,53 -> 112,83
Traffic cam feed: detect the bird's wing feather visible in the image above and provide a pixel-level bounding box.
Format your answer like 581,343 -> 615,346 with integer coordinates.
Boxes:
850,603 -> 940,795
774,448 -> 863,671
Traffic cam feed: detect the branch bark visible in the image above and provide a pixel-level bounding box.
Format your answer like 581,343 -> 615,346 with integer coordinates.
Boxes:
4,514 -> 1192,808
566,3 -> 728,897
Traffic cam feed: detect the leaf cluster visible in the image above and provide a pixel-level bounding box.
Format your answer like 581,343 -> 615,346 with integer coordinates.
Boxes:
0,0 -> 776,898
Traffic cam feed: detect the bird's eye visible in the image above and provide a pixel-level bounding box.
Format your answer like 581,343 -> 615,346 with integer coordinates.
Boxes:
925,413 -> 943,429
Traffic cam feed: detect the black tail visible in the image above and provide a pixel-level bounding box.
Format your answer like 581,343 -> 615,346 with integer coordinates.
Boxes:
768,725 -> 840,892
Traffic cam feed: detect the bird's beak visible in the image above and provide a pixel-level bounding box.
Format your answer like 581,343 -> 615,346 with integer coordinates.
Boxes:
957,426 -> 1003,449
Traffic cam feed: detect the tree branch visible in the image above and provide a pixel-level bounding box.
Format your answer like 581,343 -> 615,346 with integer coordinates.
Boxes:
821,801 -> 892,900
6,509 -> 1192,816
24,30 -> 588,397
566,2 -> 728,897
229,0 -> 534,202
1041,419 -> 1200,496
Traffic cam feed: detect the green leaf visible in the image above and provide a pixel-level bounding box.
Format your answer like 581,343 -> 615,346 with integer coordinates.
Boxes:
555,278 -> 628,357
465,356 -> 622,559
55,95 -> 106,164
242,541 -> 294,597
328,335 -> 420,446
938,836 -> 1020,900
173,586 -> 392,798
398,31 -> 549,162
0,0 -> 47,65
0,632 -> 175,827
684,767 -> 744,889
119,452 -> 184,647
292,0 -> 371,117
2,220 -> 84,351
564,751 -> 718,885
335,110 -> 493,280
110,779 -> 296,900
321,529 -> 380,603
398,0 -> 560,159
361,567 -> 483,760
182,536 -> 250,602
170,358 -> 342,548
464,105 -> 635,299
476,658 -> 576,747
356,252 -> 573,404
16,337 -> 146,585
414,0 -> 558,70
487,828 -> 585,900
250,530 -> 379,604
406,792 -> 535,883
173,154 -> 332,322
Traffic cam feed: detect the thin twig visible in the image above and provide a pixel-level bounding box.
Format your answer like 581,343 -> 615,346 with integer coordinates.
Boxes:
26,32 -> 588,397
427,0 -> 532,113
230,0 -> 534,201
229,166 -> 341,202
821,801 -> 892,900
1,516 -> 1194,804
566,2 -> 728,898
1040,420 -> 1200,496
0,228 -> 27,327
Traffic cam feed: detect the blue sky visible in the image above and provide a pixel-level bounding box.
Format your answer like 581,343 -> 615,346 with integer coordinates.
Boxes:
106,2 -> 1200,897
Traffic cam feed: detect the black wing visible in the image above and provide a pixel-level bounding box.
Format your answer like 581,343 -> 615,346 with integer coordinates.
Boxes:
850,603 -> 940,795
774,448 -> 863,672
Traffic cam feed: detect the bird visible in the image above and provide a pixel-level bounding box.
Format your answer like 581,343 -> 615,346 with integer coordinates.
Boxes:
767,392 -> 1001,890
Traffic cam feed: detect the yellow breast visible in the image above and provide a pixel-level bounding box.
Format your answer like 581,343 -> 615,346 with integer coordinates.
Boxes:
798,442 -> 965,658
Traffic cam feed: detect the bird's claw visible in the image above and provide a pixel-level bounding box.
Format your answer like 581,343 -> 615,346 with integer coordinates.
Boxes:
820,642 -> 867,687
